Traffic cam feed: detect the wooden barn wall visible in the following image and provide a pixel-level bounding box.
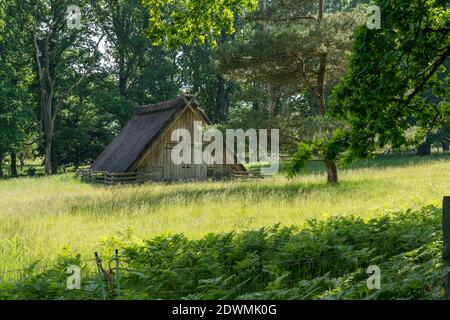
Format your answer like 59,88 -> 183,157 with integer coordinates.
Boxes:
138,107 -> 199,165
135,106 -> 242,181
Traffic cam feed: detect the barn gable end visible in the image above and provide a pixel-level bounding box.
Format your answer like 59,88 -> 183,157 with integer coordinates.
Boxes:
90,95 -> 246,182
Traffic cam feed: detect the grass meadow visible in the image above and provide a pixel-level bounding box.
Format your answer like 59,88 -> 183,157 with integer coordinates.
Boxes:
1,153 -> 450,278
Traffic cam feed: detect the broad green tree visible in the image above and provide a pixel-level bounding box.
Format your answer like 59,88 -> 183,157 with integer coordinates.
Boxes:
94,0 -> 180,103
179,38 -> 242,123
330,0 -> 450,159
141,0 -> 258,46
30,0 -> 104,174
140,0 -> 260,123
0,0 -> 36,177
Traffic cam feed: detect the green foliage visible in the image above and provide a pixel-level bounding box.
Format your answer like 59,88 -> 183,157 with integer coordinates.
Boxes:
178,44 -> 237,122
0,0 -> 264,171
0,251 -> 99,300
286,143 -> 313,178
94,0 -> 182,103
330,0 -> 450,159
141,0 -> 258,47
51,76 -> 135,168
1,207 -> 444,300
286,129 -> 351,178
217,1 -> 365,104
316,129 -> 351,162
0,0 -> 35,156
0,1 -> 5,38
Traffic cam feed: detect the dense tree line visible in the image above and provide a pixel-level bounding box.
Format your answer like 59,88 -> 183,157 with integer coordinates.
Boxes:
0,0 -> 448,181
330,0 -> 450,159
0,0 -> 259,175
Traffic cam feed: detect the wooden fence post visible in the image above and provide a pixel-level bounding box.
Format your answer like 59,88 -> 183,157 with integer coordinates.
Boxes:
95,252 -> 108,300
443,197 -> 450,300
114,249 -> 120,300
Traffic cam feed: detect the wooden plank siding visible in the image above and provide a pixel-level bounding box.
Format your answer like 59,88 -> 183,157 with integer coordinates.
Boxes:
133,105 -> 230,181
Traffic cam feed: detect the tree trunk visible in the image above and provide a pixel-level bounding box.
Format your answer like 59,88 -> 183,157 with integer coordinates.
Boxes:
316,55 -> 337,184
316,54 -> 327,115
43,114 -> 55,175
33,5 -> 100,177
44,141 -> 53,175
42,108 -> 55,175
443,141 -> 450,152
119,50 -> 128,97
317,0 -> 337,185
51,144 -> 58,174
325,160 -> 338,184
19,153 -> 25,171
36,38 -> 55,176
10,151 -> 17,177
216,75 -> 227,123
267,83 -> 274,119
417,142 -> 431,156
0,151 -> 3,178
319,0 -> 324,20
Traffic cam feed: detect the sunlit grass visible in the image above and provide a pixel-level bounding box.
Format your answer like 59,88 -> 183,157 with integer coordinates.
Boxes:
1,153 -> 450,274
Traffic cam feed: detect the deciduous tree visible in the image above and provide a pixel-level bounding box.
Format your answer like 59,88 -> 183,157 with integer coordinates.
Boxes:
30,0 -> 103,174
330,0 -> 450,159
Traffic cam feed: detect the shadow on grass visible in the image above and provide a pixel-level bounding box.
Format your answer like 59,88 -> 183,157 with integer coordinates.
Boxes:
68,152 -> 450,214
297,152 -> 450,175
343,152 -> 450,170
3,152 -> 448,181
67,178 -> 371,215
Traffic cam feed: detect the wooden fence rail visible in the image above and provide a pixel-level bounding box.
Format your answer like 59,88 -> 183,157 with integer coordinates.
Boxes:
76,169 -> 148,185
76,167 -> 259,184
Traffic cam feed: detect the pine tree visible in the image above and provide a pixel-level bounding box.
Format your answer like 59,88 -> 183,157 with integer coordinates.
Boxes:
217,0 -> 365,183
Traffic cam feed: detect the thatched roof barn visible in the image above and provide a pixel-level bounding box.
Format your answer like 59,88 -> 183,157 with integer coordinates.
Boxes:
89,95 -> 246,183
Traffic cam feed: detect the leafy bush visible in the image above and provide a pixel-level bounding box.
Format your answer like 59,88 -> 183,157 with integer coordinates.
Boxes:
286,143 -> 314,178
286,128 -> 352,178
0,250 -> 100,300
120,206 -> 444,300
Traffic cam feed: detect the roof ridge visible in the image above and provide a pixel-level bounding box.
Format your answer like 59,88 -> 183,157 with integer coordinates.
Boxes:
137,95 -> 198,115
